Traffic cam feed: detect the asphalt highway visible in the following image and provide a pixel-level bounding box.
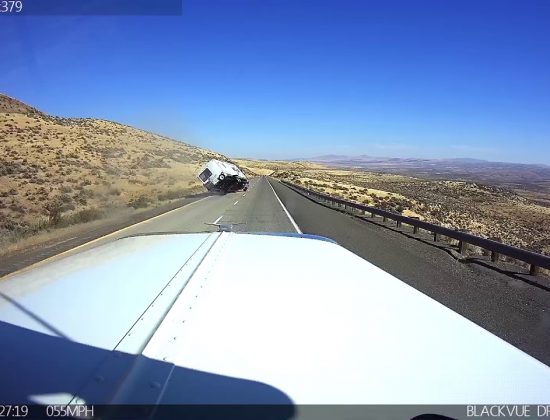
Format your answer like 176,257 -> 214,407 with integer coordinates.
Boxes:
87,176 -> 297,236
0,177 -> 297,276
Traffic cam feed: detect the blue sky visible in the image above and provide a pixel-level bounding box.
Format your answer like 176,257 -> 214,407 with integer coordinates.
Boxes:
1,0 -> 549,164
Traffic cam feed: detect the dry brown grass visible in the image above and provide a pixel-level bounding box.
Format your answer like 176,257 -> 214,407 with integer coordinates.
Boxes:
0,94 -> 226,251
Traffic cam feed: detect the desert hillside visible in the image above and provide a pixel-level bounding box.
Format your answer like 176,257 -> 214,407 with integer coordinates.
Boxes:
0,94 -> 225,249
237,159 -> 550,256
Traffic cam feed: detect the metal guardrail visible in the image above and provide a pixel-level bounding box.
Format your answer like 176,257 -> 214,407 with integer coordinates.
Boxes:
280,179 -> 550,275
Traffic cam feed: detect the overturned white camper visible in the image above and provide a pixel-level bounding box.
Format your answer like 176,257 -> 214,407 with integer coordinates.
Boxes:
198,159 -> 249,193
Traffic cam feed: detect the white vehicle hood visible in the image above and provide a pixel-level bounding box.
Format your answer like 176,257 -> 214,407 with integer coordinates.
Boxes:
1,232 -> 549,410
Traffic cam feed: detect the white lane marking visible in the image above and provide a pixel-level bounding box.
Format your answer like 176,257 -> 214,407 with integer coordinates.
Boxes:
213,215 -> 223,224
242,193 -> 246,197
2,196 -> 213,279
233,200 -> 239,205
50,236 -> 78,246
267,179 -> 302,234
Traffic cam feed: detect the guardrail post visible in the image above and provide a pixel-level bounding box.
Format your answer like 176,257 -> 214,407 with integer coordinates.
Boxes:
433,232 -> 439,241
458,240 -> 468,255
382,216 -> 387,222
370,212 -> 375,218
530,265 -> 539,276
413,226 -> 419,234
491,251 -> 499,262
396,221 -> 401,228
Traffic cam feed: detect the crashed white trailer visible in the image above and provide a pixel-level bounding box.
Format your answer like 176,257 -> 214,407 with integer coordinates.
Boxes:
198,159 -> 249,193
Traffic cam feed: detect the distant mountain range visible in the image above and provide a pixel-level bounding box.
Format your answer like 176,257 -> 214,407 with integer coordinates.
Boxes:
289,155 -> 550,189
317,155 -> 487,164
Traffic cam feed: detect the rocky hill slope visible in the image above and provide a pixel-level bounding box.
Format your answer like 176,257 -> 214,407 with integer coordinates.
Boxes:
0,94 -> 225,247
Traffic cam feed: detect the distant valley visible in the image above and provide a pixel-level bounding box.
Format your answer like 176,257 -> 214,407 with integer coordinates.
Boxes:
298,155 -> 550,193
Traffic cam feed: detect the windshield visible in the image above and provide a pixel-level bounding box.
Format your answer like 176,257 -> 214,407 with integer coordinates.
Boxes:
198,168 -> 212,182
1,0 -> 550,414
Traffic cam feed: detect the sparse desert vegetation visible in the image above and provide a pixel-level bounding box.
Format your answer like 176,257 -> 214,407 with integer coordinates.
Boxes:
2,92 -> 548,263
0,94 -> 225,253
238,159 -> 550,256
